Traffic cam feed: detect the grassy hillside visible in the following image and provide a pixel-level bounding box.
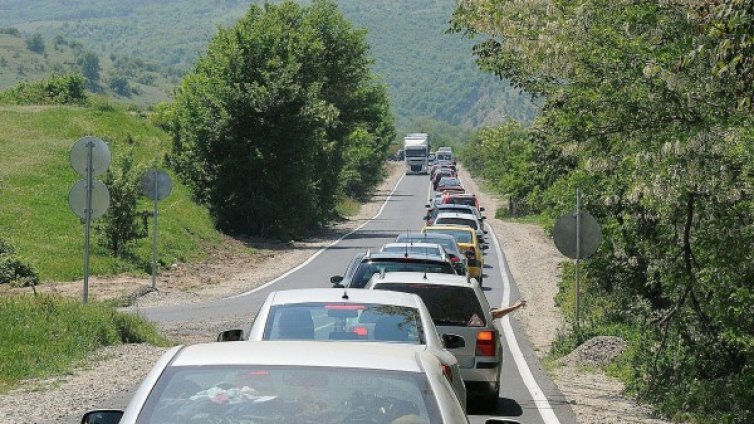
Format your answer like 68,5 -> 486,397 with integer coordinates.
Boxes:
0,0 -> 536,127
0,104 -> 222,282
0,31 -> 176,106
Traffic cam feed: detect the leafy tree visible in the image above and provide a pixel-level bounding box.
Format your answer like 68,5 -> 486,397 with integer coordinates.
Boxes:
0,72 -> 87,105
109,74 -> 131,96
77,51 -> 100,89
170,0 -> 392,238
453,1 -> 754,422
25,33 -> 45,53
95,152 -> 146,256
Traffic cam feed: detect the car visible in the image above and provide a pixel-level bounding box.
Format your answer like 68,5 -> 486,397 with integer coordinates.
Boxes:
432,211 -> 487,244
395,232 -> 467,275
432,169 -> 455,190
82,340 -> 482,424
422,225 -> 487,284
331,251 -> 458,288
425,203 -> 486,226
228,288 -> 467,408
437,176 -> 463,192
442,193 -> 481,210
367,272 -> 503,406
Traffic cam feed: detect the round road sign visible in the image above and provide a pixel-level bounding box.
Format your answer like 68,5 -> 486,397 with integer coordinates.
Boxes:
553,212 -> 602,259
140,169 -> 172,201
69,137 -> 111,177
68,179 -> 110,220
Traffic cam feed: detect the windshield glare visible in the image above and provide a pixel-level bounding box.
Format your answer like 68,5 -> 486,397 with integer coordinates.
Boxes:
135,366 -> 440,424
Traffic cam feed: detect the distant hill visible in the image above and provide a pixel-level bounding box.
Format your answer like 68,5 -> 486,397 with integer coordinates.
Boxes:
0,30 -> 176,106
0,0 -> 537,126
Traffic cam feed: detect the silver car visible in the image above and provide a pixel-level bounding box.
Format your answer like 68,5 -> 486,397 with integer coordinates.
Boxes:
81,341 -> 480,423
233,288 -> 467,410
367,272 -> 503,405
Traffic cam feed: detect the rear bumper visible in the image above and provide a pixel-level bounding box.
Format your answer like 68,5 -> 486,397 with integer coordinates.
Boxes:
460,358 -> 501,384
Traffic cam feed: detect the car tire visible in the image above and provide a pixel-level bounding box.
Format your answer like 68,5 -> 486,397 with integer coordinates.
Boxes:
478,274 -> 484,286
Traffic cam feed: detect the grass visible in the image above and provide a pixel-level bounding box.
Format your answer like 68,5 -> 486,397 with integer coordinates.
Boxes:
0,104 -> 223,281
335,195 -> 361,217
0,294 -> 170,393
494,206 -> 553,227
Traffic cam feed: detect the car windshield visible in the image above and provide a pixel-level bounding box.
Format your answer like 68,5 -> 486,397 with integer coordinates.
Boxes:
350,259 -> 455,288
374,283 -> 486,327
424,229 -> 473,244
382,245 -> 442,257
135,365 -> 440,424
435,217 -> 477,230
405,149 -> 426,157
263,302 -> 424,344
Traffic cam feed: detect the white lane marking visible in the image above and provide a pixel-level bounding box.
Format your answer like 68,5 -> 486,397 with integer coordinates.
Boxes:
488,223 -> 561,424
230,173 -> 407,299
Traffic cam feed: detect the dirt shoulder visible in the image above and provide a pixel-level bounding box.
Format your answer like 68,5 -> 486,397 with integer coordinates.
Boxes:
457,166 -> 670,424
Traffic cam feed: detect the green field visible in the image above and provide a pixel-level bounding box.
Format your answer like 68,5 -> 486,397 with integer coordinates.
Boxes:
0,104 -> 223,282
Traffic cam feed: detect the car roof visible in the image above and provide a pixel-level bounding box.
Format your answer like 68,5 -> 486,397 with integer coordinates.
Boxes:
364,251 -> 446,261
435,212 -> 477,219
267,288 -> 423,309
171,341 -> 430,372
370,272 -> 476,288
383,242 -> 443,249
397,232 -> 456,240
447,193 -> 476,198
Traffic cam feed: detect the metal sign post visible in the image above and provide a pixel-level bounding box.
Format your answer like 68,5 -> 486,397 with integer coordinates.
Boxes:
69,137 -> 111,303
140,169 -> 172,290
552,188 -> 601,337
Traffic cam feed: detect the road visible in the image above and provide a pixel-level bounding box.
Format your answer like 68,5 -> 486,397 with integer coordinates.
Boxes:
66,172 -> 577,424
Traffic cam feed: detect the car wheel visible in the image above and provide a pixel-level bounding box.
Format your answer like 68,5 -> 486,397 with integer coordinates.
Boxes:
478,274 -> 484,285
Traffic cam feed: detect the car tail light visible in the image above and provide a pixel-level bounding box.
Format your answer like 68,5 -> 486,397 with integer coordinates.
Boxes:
441,364 -> 453,382
450,256 -> 460,263
352,326 -> 368,337
476,330 -> 496,356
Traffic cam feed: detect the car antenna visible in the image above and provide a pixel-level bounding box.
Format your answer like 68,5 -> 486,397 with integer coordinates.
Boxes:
342,290 -> 349,300
405,229 -> 410,258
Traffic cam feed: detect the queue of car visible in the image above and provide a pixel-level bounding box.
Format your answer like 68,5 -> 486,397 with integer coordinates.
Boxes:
82,162 -> 515,424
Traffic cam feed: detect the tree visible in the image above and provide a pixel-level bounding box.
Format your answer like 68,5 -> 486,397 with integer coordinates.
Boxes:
109,75 -> 131,97
170,0 -> 393,238
77,51 -> 100,90
96,152 -> 146,256
25,33 -> 45,53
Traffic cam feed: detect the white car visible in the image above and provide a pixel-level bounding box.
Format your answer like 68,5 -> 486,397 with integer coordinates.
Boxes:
367,272 -> 503,405
231,288 -> 467,409
82,341 -> 487,424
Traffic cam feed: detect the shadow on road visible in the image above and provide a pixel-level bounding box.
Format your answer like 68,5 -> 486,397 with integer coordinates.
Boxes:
467,395 -> 524,417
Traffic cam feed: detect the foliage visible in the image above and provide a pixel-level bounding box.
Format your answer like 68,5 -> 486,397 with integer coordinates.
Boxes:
0,106 -> 222,281
76,51 -> 100,90
25,33 -> 44,53
453,1 -> 754,422
95,152 -> 147,256
0,294 -> 169,392
170,0 -> 393,238
0,0 -> 536,128
109,74 -> 131,97
0,72 -> 87,105
0,239 -> 39,287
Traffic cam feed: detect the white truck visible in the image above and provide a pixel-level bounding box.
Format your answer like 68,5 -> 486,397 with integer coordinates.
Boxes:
436,146 -> 453,163
404,133 -> 431,174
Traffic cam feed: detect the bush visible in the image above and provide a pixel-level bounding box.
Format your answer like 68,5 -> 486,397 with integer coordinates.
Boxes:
0,239 -> 39,287
0,72 -> 87,105
95,152 -> 147,256
25,33 -> 44,53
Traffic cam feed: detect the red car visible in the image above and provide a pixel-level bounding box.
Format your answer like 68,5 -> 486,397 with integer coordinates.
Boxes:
442,193 -> 480,210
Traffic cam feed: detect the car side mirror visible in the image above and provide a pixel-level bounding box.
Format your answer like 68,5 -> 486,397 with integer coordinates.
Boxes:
425,204 -> 430,208
81,410 -> 124,424
483,230 -> 489,234
482,245 -> 489,250
482,216 -> 487,220
480,207 -> 485,212
330,275 -> 344,286
441,333 -> 466,349
217,329 -> 244,342
485,420 -> 520,424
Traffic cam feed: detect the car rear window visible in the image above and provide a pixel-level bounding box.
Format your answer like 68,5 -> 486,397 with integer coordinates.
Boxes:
263,302 -> 424,344
400,237 -> 457,254
448,197 -> 476,207
435,217 -> 478,230
374,283 -> 486,327
350,259 -> 455,288
424,228 -> 473,244
382,245 -> 442,257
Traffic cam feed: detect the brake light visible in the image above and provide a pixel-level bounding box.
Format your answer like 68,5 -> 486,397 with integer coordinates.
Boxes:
441,364 -> 453,382
476,330 -> 496,356
450,256 -> 460,263
352,326 -> 368,337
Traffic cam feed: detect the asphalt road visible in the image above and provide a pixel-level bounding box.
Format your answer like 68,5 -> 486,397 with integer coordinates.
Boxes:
65,172 -> 577,424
